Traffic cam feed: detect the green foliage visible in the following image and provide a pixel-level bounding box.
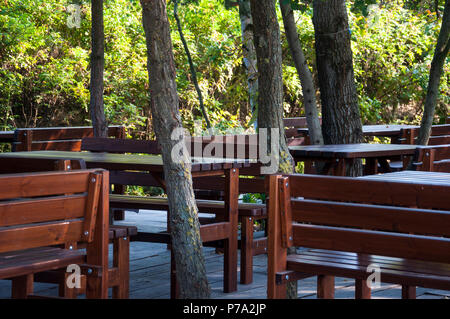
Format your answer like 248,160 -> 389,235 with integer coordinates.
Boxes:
0,0 -> 448,138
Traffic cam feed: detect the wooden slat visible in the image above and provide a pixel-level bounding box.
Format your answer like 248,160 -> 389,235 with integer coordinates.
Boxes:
287,174 -> 450,210
428,135 -> 450,145
290,199 -> 450,237
199,222 -> 230,242
0,247 -> 86,280
82,137 -> 161,154
291,224 -> 450,264
278,177 -> 293,248
16,126 -> 123,141
82,172 -> 103,242
0,170 -> 90,200
0,221 -> 84,254
0,195 -> 86,227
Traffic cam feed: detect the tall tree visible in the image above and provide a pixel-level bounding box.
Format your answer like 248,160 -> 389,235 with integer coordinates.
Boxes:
416,0 -> 449,145
249,0 -> 296,298
90,0 -> 108,137
238,0 -> 259,129
173,0 -> 212,133
280,0 -> 323,146
140,0 -> 210,298
312,0 -> 363,176
250,0 -> 295,174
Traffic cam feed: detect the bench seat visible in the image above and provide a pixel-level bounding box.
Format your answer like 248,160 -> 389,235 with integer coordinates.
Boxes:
282,249 -> 450,292
109,194 -> 266,217
0,247 -> 86,280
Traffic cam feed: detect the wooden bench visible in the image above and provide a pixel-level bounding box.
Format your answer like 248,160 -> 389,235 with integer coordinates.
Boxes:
0,169 -> 110,298
386,124 -> 450,171
12,125 -> 125,152
267,174 -> 450,299
81,136 -> 267,285
398,124 -> 450,145
407,144 -> 450,172
0,157 -> 136,298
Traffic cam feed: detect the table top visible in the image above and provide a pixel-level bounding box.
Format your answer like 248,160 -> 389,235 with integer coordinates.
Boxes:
0,131 -> 14,143
296,124 -> 419,137
0,151 -> 255,173
359,171 -> 450,186
288,143 -> 418,159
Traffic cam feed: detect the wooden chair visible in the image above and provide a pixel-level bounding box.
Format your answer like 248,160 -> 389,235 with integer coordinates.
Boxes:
0,169 -> 110,298
398,124 -> 450,145
408,144 -> 450,172
12,125 -> 125,152
267,174 -> 450,299
0,157 -> 135,299
386,124 -> 450,171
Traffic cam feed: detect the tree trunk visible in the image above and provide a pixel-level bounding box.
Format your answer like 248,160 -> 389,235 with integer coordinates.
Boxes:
90,0 -> 108,137
416,0 -> 449,145
250,0 -> 295,175
249,0 -> 296,298
173,0 -> 212,133
280,0 -> 323,146
313,0 -> 363,176
238,0 -> 259,129
140,0 -> 210,298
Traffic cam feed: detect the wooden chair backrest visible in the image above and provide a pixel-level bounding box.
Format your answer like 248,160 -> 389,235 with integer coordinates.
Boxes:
269,174 -> 450,265
283,117 -> 322,139
412,144 -> 450,172
399,124 -> 450,145
0,158 -> 86,174
13,126 -> 125,152
0,169 -> 108,253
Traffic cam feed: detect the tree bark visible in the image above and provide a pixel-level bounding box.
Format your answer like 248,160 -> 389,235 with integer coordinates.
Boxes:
416,0 -> 449,145
173,0 -> 212,132
140,0 -> 210,298
280,0 -> 323,146
90,0 -> 108,137
238,0 -> 259,129
249,0 -> 296,298
313,0 -> 363,176
250,0 -> 295,175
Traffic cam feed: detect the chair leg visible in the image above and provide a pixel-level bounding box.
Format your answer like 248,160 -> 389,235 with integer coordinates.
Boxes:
402,285 -> 416,299
112,236 -> 130,299
11,274 -> 34,299
240,216 -> 254,285
317,275 -> 335,299
355,279 -> 371,299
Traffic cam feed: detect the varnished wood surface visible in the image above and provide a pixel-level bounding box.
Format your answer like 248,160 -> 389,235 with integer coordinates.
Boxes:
360,171 -> 450,186
0,151 -> 256,173
289,143 -> 417,159
297,124 -> 420,137
0,131 -> 14,143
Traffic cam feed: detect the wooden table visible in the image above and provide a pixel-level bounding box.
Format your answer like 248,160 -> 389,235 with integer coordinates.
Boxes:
359,170 -> 450,185
297,124 -> 420,141
289,143 -> 418,175
0,131 -> 14,143
0,150 -> 256,293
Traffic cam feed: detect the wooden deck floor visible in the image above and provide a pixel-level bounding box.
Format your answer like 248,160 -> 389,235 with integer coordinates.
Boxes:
0,209 -> 449,299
